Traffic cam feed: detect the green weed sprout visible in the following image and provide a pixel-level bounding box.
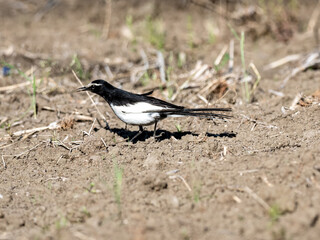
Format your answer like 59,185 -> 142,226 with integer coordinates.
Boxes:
206,22 -> 216,44
55,215 -> 68,229
175,123 -> 182,132
113,159 -> 123,216
141,71 -> 150,86
145,16 -> 165,50
70,54 -> 89,80
81,206 -> 91,218
126,14 -> 136,45
214,53 -> 230,73
126,15 -> 133,29
269,204 -> 282,224
240,31 -> 250,102
177,52 -> 186,68
191,160 -> 201,203
228,26 -> 261,102
193,180 -> 201,203
187,15 -> 194,49
166,51 -> 174,82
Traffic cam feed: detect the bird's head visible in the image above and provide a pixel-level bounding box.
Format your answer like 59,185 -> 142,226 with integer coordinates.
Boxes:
77,79 -> 113,95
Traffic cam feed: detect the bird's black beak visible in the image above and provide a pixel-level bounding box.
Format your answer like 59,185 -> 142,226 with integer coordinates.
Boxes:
77,86 -> 88,92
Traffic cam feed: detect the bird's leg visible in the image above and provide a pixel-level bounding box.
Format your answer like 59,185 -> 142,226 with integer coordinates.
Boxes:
129,126 -> 144,142
153,121 -> 164,139
153,121 -> 158,138
104,120 -> 110,130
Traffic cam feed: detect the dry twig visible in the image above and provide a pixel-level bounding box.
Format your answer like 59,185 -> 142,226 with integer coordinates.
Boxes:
307,1 -> 320,34
1,155 -> 6,169
14,142 -> 44,158
169,175 -> 192,192
157,50 -> 166,83
264,54 -> 301,71
240,114 -> 278,129
289,93 -> 303,110
280,52 -> 320,89
83,118 -> 96,136
228,39 -> 234,73
244,186 -> 270,211
214,45 -> 228,66
8,121 -> 60,138
102,0 -> 112,39
101,137 -> 108,148
0,79 -> 41,93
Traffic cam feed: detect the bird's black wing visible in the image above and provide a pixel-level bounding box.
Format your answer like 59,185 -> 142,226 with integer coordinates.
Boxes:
110,87 -> 184,109
140,95 -> 184,109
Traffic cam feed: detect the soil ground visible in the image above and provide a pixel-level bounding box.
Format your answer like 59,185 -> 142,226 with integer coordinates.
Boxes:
1,1 -> 320,239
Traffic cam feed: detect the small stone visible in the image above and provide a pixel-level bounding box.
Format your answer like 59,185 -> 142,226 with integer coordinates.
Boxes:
313,163 -> 320,172
167,195 -> 179,208
143,154 -> 160,170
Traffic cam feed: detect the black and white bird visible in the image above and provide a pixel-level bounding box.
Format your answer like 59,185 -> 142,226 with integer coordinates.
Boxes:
78,80 -> 232,140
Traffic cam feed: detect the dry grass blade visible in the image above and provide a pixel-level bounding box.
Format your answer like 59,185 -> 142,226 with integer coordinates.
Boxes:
101,137 -> 108,148
0,79 -> 41,93
240,114 -> 277,129
307,0 -> 320,33
1,155 -> 6,169
14,142 -> 44,158
55,139 -> 71,151
169,175 -> 192,192
41,106 -> 94,121
264,54 -> 301,71
45,176 -> 68,182
6,121 -> 60,138
0,117 -> 8,126
130,49 -> 160,84
280,52 -> 320,89
192,63 -> 209,80
157,50 -> 166,83
73,115 -> 94,122
269,89 -> 284,97
244,186 -> 270,211
228,39 -> 234,73
214,45 -> 228,66
83,118 -> 96,136
249,63 -> 261,95
290,93 -> 303,110
102,0 -> 112,39
197,94 -> 209,105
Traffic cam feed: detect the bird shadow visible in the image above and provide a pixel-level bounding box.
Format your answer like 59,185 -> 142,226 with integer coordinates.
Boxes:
106,127 -> 236,144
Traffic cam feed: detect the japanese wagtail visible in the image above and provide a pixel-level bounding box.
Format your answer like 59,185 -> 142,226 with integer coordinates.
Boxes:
78,79 -> 232,141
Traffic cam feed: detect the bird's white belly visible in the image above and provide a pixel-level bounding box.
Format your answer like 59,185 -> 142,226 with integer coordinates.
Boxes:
110,103 -> 163,126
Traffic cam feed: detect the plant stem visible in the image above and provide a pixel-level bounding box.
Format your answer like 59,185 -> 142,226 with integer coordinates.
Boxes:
32,74 -> 37,119
240,31 -> 250,102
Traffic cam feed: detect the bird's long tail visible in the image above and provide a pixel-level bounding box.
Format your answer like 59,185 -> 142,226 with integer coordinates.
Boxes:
146,108 -> 232,119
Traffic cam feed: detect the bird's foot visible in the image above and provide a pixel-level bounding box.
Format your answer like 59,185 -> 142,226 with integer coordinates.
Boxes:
153,132 -> 164,141
128,126 -> 144,142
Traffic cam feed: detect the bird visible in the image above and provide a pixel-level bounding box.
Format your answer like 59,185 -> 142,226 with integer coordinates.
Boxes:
77,79 -> 232,141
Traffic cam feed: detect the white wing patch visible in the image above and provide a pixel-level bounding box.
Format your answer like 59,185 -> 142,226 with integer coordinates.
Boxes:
113,102 -> 165,113
110,102 -> 165,126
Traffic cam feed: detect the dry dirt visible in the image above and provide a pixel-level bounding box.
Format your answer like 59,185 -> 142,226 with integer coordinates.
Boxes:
1,1 -> 320,240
